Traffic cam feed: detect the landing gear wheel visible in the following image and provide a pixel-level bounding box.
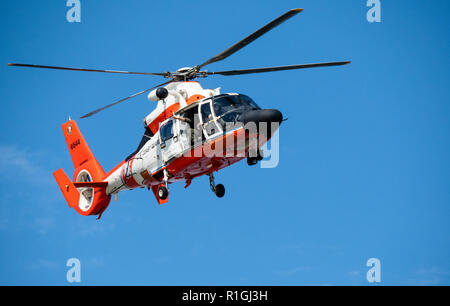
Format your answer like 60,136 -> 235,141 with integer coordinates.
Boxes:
214,184 -> 225,198
209,173 -> 225,198
157,186 -> 168,200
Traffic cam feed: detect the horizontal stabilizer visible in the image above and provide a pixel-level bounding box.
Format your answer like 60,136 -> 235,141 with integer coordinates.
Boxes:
73,181 -> 108,188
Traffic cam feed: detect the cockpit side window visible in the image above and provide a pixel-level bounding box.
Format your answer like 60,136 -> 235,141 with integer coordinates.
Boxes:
212,95 -> 261,119
213,96 -> 241,117
240,94 -> 260,110
210,94 -> 260,127
160,120 -> 174,142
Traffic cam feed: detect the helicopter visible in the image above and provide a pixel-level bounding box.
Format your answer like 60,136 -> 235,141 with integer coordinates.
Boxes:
9,8 -> 350,219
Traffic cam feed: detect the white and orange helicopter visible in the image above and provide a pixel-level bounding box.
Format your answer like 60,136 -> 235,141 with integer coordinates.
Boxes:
9,9 -> 350,219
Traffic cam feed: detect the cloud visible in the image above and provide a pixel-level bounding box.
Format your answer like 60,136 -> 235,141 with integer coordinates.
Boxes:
32,217 -> 56,235
30,259 -> 59,270
0,144 -> 62,235
0,144 -> 53,185
412,268 -> 450,285
347,270 -> 365,285
276,266 -> 313,276
72,219 -> 116,237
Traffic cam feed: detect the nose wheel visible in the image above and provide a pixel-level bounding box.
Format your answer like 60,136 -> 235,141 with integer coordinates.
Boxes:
157,169 -> 170,200
209,173 -> 225,198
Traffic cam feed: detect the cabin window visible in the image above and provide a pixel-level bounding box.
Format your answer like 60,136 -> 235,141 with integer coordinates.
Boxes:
160,120 -> 174,142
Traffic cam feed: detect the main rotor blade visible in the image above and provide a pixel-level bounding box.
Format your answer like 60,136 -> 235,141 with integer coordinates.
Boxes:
8,63 -> 167,76
197,8 -> 303,69
80,80 -> 173,119
205,61 -> 351,76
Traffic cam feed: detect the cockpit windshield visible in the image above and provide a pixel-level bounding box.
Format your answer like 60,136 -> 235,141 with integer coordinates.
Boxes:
212,94 -> 260,124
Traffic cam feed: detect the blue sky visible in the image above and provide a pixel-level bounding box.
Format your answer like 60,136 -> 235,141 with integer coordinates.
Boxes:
0,0 -> 449,285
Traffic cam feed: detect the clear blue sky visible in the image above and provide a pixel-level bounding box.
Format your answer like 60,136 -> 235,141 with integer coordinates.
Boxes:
0,0 -> 449,285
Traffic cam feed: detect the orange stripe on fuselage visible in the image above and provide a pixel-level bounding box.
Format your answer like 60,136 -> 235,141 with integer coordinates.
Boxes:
148,103 -> 181,134
121,157 -> 141,189
186,94 -> 205,105
105,124 -> 277,188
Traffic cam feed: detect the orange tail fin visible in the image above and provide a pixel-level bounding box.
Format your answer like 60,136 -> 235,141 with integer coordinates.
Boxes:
53,120 -> 110,218
62,120 -> 105,180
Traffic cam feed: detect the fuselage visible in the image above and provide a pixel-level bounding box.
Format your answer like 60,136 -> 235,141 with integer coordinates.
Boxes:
103,81 -> 283,197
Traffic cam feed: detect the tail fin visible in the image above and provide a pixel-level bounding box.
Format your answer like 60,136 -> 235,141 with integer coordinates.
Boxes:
62,120 -> 105,179
53,120 -> 110,218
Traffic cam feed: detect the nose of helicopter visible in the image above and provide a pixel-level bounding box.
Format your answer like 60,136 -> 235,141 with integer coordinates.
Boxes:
238,109 -> 284,126
237,109 -> 283,139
